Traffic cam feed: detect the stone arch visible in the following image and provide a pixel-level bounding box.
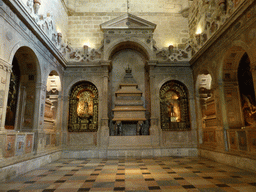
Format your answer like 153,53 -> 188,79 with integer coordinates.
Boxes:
65,78 -> 101,98
5,46 -> 41,131
221,45 -> 255,129
8,43 -> 42,82
105,38 -> 154,61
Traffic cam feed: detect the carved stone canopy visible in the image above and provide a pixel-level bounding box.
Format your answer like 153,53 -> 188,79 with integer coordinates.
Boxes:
100,13 -> 156,31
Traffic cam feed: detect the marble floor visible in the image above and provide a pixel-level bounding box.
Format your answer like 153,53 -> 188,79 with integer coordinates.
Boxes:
1,157 -> 256,192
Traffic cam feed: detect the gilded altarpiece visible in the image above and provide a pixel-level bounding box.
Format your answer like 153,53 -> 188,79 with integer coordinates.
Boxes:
160,81 -> 190,131
68,82 -> 98,132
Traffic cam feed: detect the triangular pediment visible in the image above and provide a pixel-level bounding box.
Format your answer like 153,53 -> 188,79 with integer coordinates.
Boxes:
100,13 -> 156,31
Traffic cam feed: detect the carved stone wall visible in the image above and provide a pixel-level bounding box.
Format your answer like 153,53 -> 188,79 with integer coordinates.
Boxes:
192,0 -> 256,160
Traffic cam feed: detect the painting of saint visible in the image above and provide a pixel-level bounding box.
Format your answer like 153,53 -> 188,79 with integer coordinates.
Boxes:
165,91 -> 180,122
77,90 -> 94,118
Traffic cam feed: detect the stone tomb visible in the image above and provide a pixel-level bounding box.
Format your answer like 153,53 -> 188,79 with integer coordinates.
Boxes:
112,67 -> 146,136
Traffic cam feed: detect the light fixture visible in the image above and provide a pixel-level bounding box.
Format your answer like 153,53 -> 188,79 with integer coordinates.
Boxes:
168,44 -> 174,52
83,44 -> 89,55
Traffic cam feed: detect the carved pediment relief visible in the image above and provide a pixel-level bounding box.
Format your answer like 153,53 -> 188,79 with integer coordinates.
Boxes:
100,13 -> 156,31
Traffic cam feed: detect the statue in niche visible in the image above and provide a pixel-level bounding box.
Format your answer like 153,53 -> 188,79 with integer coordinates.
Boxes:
165,91 -> 181,123
77,90 -> 94,118
241,94 -> 256,126
160,80 -> 190,131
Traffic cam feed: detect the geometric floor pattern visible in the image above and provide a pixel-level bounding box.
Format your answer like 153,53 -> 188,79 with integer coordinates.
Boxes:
1,157 -> 256,192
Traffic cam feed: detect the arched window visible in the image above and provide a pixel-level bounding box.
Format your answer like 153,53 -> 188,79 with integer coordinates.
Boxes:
160,81 -> 190,131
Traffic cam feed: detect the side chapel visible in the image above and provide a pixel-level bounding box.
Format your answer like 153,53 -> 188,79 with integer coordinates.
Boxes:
0,0 -> 256,180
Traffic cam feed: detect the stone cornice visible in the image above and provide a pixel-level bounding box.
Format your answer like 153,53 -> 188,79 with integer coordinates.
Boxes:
190,0 -> 255,66
2,0 -> 67,68
147,60 -> 190,67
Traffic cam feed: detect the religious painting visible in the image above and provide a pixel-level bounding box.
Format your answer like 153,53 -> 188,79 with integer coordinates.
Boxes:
5,135 -> 16,158
160,80 -> 190,131
15,134 -> 25,156
5,57 -> 20,130
25,134 -> 33,154
68,82 -> 98,132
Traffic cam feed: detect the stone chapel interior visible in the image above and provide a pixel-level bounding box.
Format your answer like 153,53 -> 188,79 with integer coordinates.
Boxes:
0,0 -> 256,181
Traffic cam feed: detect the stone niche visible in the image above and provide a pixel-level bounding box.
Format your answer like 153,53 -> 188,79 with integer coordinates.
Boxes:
112,67 -> 147,136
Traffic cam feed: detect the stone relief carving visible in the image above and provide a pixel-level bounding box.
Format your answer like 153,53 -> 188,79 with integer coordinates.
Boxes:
154,42 -> 192,62
62,44 -> 103,63
190,0 -> 244,53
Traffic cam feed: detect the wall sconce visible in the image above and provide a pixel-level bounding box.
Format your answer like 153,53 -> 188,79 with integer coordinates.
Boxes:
83,45 -> 89,55
168,45 -> 174,53
195,34 -> 201,45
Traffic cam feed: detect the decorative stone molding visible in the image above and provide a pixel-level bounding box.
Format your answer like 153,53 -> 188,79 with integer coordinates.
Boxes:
154,42 -> 192,62
0,59 -> 12,73
64,44 -> 103,63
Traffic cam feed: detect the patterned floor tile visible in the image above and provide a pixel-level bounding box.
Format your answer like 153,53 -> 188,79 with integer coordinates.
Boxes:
1,157 -> 256,192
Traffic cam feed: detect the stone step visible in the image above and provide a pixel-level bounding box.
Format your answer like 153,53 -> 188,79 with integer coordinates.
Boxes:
108,136 -> 152,149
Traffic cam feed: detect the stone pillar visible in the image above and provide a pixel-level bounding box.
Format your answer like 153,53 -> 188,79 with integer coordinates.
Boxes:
0,59 -> 12,159
33,83 -> 47,154
55,95 -> 63,147
61,95 -> 69,147
99,62 -> 110,148
148,61 -> 160,147
0,59 -> 12,131
216,82 -> 229,151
